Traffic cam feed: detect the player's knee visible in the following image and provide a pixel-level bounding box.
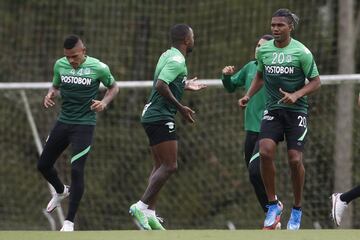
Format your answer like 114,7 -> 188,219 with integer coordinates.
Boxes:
37,160 -> 50,173
248,163 -> 259,181
259,148 -> 272,160
288,156 -> 303,167
249,170 -> 259,185
165,164 -> 177,174
259,140 -> 276,160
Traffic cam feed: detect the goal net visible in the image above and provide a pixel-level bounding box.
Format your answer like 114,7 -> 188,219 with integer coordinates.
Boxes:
0,76 -> 359,230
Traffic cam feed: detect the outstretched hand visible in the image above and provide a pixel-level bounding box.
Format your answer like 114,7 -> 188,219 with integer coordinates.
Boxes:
90,99 -> 107,112
278,88 -> 300,104
185,77 -> 207,91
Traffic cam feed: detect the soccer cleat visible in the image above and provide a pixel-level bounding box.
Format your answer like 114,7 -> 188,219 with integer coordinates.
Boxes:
331,193 -> 348,227
147,215 -> 166,230
129,204 -> 151,230
46,185 -> 70,213
60,220 -> 74,231
263,201 -> 283,230
287,208 -> 302,230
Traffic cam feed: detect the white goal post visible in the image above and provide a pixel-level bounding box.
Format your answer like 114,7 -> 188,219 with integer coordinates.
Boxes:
0,74 -> 360,89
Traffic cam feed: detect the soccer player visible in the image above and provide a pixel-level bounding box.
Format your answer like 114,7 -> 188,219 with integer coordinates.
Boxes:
37,35 -> 119,231
129,24 -> 206,230
331,93 -> 360,227
239,9 -> 321,230
221,34 -> 274,214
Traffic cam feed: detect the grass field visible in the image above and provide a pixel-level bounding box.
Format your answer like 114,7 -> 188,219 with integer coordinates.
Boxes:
0,230 -> 359,240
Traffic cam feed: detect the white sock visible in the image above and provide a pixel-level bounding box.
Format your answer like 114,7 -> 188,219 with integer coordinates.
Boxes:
136,200 -> 149,210
144,209 -> 156,217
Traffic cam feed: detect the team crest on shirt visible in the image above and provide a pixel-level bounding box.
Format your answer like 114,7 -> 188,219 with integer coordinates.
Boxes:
84,68 -> 91,74
286,55 -> 292,63
69,68 -> 91,76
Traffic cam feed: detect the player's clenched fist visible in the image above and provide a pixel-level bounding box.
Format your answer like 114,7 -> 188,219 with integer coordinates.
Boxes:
90,99 -> 107,112
238,95 -> 250,108
222,66 -> 235,75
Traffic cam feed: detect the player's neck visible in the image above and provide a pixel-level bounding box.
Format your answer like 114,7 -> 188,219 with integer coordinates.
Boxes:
172,45 -> 187,57
274,37 -> 291,48
80,56 -> 87,65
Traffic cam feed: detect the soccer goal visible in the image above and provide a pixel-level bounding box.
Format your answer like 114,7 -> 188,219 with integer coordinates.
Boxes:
0,74 -> 359,230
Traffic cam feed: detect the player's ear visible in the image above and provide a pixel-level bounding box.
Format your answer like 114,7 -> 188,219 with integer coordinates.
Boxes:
184,36 -> 189,45
289,23 -> 294,32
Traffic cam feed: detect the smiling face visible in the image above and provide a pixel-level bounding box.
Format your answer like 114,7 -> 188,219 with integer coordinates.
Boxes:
271,16 -> 292,44
64,40 -> 86,69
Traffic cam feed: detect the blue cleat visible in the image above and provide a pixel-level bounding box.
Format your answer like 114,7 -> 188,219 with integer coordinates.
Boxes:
287,208 -> 302,230
263,202 -> 283,230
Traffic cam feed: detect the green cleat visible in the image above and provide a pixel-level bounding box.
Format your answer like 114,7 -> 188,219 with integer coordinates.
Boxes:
147,215 -> 166,230
129,204 -> 151,230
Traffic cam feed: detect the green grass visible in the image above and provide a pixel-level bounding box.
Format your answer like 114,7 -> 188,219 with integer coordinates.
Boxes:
0,230 -> 359,240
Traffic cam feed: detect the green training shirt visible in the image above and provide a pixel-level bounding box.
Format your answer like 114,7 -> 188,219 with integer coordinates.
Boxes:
222,60 -> 266,132
52,56 -> 115,125
257,38 -> 319,113
141,47 -> 187,123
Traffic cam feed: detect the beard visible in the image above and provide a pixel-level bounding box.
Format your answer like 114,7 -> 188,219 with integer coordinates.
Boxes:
186,47 -> 193,53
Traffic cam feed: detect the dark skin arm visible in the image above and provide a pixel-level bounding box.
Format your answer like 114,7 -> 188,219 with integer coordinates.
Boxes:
90,82 -> 119,112
278,76 -> 321,104
238,71 -> 264,108
43,85 -> 60,108
155,79 -> 195,123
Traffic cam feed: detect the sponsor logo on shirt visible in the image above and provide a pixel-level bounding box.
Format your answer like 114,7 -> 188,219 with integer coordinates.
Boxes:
61,75 -> 92,85
265,65 -> 294,74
